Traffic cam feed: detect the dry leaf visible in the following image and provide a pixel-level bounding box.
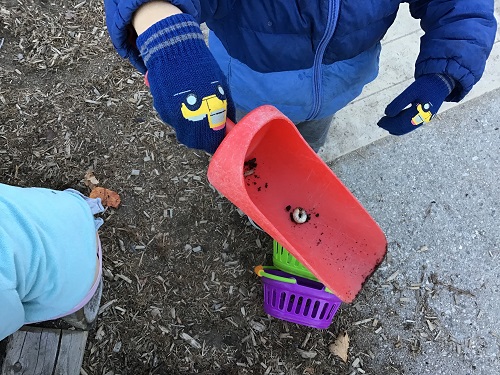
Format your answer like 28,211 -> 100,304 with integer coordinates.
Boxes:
329,331 -> 349,362
90,187 -> 121,208
84,171 -> 99,189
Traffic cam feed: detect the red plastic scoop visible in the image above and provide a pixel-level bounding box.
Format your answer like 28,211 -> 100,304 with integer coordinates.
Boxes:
207,106 -> 387,302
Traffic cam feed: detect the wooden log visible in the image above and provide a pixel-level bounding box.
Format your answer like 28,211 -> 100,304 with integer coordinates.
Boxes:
0,327 -> 87,375
0,279 -> 102,374
53,330 -> 88,375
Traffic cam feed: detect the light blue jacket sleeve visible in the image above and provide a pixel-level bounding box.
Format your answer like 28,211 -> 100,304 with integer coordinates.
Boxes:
0,289 -> 25,341
0,184 -> 98,326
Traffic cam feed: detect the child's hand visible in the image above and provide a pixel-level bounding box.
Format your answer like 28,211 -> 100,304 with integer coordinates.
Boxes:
377,74 -> 455,135
137,14 -> 234,154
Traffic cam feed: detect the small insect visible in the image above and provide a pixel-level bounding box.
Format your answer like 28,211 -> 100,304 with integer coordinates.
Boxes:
292,207 -> 308,224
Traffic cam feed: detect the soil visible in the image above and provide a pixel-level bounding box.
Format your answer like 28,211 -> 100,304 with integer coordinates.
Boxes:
1,2 -> 420,374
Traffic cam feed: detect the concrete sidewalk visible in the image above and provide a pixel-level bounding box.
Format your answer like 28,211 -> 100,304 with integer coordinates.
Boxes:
329,88 -> 499,374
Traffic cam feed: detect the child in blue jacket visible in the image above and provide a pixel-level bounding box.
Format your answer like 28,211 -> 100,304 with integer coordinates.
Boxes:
0,184 -> 104,340
104,0 -> 497,153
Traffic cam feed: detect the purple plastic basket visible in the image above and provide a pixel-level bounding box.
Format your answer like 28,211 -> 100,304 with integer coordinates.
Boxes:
260,268 -> 342,329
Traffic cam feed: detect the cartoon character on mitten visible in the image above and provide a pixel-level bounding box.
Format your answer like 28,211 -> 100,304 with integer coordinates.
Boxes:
378,74 -> 455,135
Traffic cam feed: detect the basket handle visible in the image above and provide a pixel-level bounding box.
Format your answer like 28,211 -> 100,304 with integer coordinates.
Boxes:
255,266 -> 336,295
254,265 -> 297,284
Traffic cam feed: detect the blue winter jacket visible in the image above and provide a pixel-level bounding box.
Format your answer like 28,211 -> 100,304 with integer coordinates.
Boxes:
104,0 -> 497,122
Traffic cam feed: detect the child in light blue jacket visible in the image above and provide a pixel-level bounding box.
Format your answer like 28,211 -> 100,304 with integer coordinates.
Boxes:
0,183 -> 104,340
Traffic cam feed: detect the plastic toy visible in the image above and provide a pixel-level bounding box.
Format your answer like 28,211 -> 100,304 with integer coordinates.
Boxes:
208,106 -> 387,302
254,265 -> 342,329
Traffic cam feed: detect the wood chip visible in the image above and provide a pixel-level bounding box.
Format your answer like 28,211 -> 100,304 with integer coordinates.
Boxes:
225,317 -> 238,328
301,332 -> 311,348
426,319 -> 436,331
98,299 -> 117,315
353,318 -> 372,326
116,274 -> 132,284
158,325 -> 169,335
297,348 -> 317,359
386,270 -> 400,281
74,1 -> 87,9
241,334 -> 252,343
83,170 -> 99,189
112,341 -> 122,353
180,332 -> 201,349
249,321 -> 266,333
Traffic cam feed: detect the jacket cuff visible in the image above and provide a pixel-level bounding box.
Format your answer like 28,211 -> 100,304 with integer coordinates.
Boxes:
105,0 -> 152,73
105,0 -> 202,74
415,58 -> 476,102
136,13 -> 204,67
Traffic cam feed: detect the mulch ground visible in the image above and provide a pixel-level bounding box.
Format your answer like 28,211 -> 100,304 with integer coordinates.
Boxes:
0,1 -> 432,374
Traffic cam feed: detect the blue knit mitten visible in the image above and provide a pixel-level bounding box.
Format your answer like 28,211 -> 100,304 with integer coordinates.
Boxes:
377,74 -> 455,135
137,14 -> 234,154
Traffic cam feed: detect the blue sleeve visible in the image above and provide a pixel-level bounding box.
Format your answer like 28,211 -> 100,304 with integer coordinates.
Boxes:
407,0 -> 497,101
104,0 -> 234,73
0,289 -> 25,341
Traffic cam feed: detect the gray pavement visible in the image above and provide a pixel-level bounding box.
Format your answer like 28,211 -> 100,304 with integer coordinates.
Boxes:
329,89 -> 500,374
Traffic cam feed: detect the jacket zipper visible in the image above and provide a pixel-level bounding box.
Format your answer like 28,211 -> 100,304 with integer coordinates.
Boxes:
306,0 -> 340,120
